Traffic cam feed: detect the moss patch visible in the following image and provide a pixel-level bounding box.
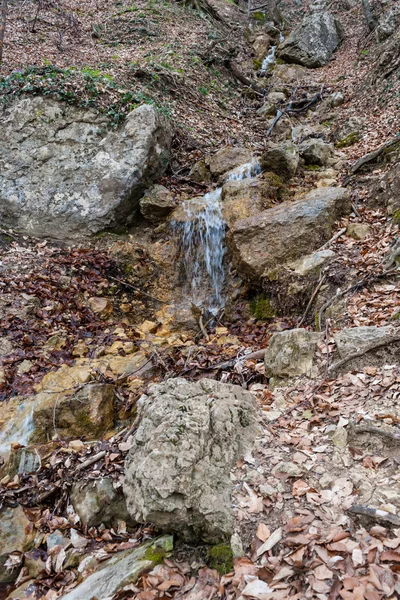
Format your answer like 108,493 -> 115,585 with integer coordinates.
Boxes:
335,132 -> 360,148
392,209 -> 400,225
207,544 -> 234,575
250,294 -> 276,321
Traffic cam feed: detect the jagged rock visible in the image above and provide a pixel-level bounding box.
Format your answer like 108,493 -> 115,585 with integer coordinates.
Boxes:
334,326 -> 400,370
264,329 -> 323,380
205,147 -> 253,178
88,297 -> 113,318
59,536 -> 173,600
286,249 -> 335,276
0,99 -> 171,238
70,477 -> 131,527
0,336 -> 13,356
123,378 -> 259,542
335,116 -> 364,148
253,34 -> 272,60
32,382 -> 115,442
372,161 -> 400,216
267,91 -> 287,104
376,5 -> 400,42
139,185 -> 176,223
292,124 -> 327,144
260,143 -> 299,179
221,174 -> 287,227
278,12 -> 344,68
346,223 -> 370,240
300,138 -> 335,166
229,187 -> 350,280
0,505 -> 34,583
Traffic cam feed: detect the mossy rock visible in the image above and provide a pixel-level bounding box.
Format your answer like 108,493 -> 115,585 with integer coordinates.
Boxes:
207,543 -> 234,575
253,59 -> 262,70
250,294 -> 276,321
392,209 -> 400,225
252,11 -> 267,22
335,132 -> 360,148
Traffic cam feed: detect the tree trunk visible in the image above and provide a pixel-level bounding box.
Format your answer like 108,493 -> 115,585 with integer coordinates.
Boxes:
361,0 -> 377,31
0,0 -> 8,65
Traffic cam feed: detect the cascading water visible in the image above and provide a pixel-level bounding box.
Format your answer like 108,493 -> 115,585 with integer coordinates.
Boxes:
261,32 -> 285,73
173,161 -> 260,313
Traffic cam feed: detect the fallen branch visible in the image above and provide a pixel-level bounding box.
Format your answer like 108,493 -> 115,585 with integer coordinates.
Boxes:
328,333 -> 400,374
209,348 -> 268,371
226,60 -> 265,95
298,274 -> 326,327
349,422 -> 400,444
76,450 -> 106,472
348,504 -> 400,527
350,136 -> 400,174
317,227 -> 346,251
108,276 -> 168,304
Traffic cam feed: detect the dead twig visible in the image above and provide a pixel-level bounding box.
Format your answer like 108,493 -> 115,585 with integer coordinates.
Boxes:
348,504 -> 400,527
350,136 -> 400,174
76,450 -> 106,472
108,276 -> 168,304
328,333 -> 400,374
298,273 -> 326,327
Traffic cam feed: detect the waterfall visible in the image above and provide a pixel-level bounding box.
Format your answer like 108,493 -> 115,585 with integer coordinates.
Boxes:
261,32 -> 285,73
173,161 -> 260,314
0,401 -> 35,457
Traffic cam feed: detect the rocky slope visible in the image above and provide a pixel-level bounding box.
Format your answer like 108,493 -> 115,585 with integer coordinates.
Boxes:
0,0 -> 400,599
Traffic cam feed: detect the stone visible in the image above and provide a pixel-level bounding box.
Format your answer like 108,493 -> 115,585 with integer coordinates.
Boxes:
47,529 -> 70,551
272,461 -> 303,477
139,185 -> 176,223
0,99 -> 171,239
346,223 -> 370,240
334,326 -> 400,370
273,64 -> 308,83
72,340 -> 89,357
189,159 -> 212,183
70,529 -> 88,550
286,249 -> 335,276
328,91 -> 345,107
229,187 -> 350,280
260,483 -> 277,497
17,360 -> 33,375
292,124 -> 327,144
70,477 -> 131,527
205,147 -> 253,178
335,116 -> 364,148
68,440 -> 86,453
253,34 -> 272,60
267,91 -> 287,104
264,329 -> 322,380
32,382 -> 115,442
0,505 -> 34,583
376,5 -> 400,42
260,143 -> 299,179
372,160 -> 400,216
300,138 -> 335,166
331,426 -> 348,448
88,297 -> 113,318
221,176 -> 285,227
139,320 -> 159,334
278,11 -> 344,68
231,533 -> 245,558
59,536 -> 173,600
123,378 -> 259,542
0,336 -> 13,356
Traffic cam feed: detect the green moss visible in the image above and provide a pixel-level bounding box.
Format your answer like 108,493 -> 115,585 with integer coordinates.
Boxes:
252,10 -> 267,22
142,546 -> 168,564
207,544 -> 233,575
390,310 -> 400,321
253,59 -> 262,70
335,132 -> 360,148
276,57 -> 285,65
393,209 -> 400,225
250,294 -> 276,321
304,164 -> 321,171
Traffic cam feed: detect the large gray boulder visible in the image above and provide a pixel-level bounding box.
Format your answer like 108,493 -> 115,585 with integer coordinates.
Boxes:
278,12 -> 344,68
229,187 -> 350,280
0,97 -> 171,238
123,378 -> 259,542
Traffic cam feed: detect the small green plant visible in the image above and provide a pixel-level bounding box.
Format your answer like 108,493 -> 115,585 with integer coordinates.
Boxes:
207,544 -> 234,575
250,294 -> 276,321
199,86 -> 209,96
393,209 -> 400,225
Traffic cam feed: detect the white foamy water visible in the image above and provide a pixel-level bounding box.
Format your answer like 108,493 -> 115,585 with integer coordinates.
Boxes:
0,401 -> 35,457
173,161 -> 261,313
261,32 -> 285,73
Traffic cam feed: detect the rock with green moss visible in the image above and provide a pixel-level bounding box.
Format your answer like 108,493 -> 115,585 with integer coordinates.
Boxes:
334,116 -> 364,148
253,34 -> 272,60
300,138 -> 335,167
208,543 -> 234,575
123,378 -> 259,543
250,294 -> 276,321
260,142 -> 299,179
59,536 -> 173,600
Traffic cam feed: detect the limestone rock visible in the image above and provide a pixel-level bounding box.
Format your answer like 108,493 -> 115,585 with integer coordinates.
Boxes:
278,12 -> 343,68
346,223 -> 370,240
376,5 -> 400,42
71,477 -> 131,527
0,505 -> 34,583
123,378 -> 259,542
0,336 -> 13,356
0,99 -> 171,238
32,382 -> 115,442
189,159 -> 212,183
205,147 -> 253,178
334,326 -> 400,370
335,116 -> 364,148
88,297 -> 113,318
59,536 -> 173,600
229,187 -> 350,280
264,329 -> 323,380
287,249 -> 335,276
300,138 -> 335,166
372,161 -> 400,216
253,34 -> 272,60
139,185 -> 176,223
260,143 -> 299,179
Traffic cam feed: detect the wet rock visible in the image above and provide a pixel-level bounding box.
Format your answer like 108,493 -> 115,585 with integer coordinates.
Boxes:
253,34 -> 272,60
260,143 -> 299,179
334,326 -> 400,370
205,147 -> 253,178
300,138 -> 335,166
264,329 -> 322,381
346,223 -> 370,240
88,297 -> 113,318
59,536 -> 173,600
0,100 -> 171,238
139,185 -> 176,223
0,505 -> 34,583
32,383 -> 115,442
229,187 -> 350,280
189,159 -> 212,183
71,477 -> 131,527
278,11 -> 343,68
123,378 -> 259,542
